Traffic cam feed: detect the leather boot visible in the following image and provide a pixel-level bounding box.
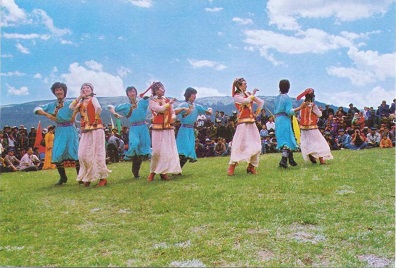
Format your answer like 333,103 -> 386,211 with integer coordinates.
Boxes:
279,148 -> 289,168
75,160 -> 80,175
98,178 -> 108,187
179,155 -> 188,169
288,151 -> 298,166
160,174 -> 170,181
246,163 -> 257,174
55,166 -> 68,185
319,157 -> 326,165
132,156 -> 143,178
308,154 -> 317,164
147,173 -> 155,182
227,163 -> 236,176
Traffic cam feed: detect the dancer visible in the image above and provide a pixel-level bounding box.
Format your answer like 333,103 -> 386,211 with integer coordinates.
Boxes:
227,78 -> 264,176
175,87 -> 212,170
34,82 -> 79,185
145,82 -> 181,181
274,79 -> 307,168
70,83 -> 109,187
107,86 -> 151,178
296,88 -> 333,164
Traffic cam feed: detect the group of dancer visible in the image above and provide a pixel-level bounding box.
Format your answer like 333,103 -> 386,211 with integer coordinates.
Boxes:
34,78 -> 332,186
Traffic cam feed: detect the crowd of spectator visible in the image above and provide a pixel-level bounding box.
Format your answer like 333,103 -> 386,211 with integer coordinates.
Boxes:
1,99 -> 395,171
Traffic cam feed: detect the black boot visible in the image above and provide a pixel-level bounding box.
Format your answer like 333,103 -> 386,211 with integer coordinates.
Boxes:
55,166 -> 68,185
279,148 -> 289,168
132,156 -> 143,178
288,151 -> 298,166
75,160 -> 80,175
179,155 -> 188,169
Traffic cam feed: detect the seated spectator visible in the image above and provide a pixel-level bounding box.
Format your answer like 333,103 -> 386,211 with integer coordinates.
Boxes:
106,131 -> 121,163
351,112 -> 365,129
19,147 -> 41,171
335,128 -> 351,149
3,148 -> 20,172
203,138 -> 215,157
195,139 -> 205,158
379,134 -> 393,148
366,127 -> 380,147
265,116 -> 275,132
267,131 -> 277,153
261,136 -> 270,154
324,131 -> 338,150
259,125 -> 268,139
344,128 -> 368,150
214,138 -> 227,157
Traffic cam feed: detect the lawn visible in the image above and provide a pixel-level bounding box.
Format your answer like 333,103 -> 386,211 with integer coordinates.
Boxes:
0,148 -> 394,267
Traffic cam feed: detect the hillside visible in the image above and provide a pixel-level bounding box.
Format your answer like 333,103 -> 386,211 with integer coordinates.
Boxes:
0,96 -> 336,129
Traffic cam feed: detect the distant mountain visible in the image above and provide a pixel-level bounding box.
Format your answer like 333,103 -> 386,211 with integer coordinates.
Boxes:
0,96 -> 338,130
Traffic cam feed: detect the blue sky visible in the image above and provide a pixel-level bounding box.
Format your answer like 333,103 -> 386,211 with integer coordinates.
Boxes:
1,0 -> 395,109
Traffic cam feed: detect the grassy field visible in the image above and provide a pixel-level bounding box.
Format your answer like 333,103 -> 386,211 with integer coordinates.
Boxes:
0,148 -> 394,267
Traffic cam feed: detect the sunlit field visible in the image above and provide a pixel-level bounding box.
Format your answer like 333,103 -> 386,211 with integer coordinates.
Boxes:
0,148 -> 394,267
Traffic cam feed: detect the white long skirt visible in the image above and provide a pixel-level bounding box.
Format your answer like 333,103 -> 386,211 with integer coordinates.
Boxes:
77,129 -> 109,182
300,129 -> 333,162
229,123 -> 261,167
150,129 -> 182,174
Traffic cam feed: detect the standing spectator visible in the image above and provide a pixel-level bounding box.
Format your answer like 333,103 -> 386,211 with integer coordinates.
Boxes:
274,79 -> 307,168
347,103 -> 360,118
70,82 -> 109,187
42,126 -> 56,170
28,127 -> 37,148
366,127 -> 381,147
17,128 -> 29,158
297,88 -> 333,164
378,100 -> 390,118
108,86 -> 151,178
19,147 -> 41,172
147,82 -> 181,181
322,105 -> 335,120
175,87 -> 212,170
34,82 -> 80,185
227,78 -> 264,176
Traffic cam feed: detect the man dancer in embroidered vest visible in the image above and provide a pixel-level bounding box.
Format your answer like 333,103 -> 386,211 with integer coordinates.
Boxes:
147,82 -> 181,181
174,87 -> 212,171
227,78 -> 264,176
70,83 -> 109,187
107,86 -> 151,178
34,82 -> 79,185
274,79 -> 307,168
297,88 -> 333,164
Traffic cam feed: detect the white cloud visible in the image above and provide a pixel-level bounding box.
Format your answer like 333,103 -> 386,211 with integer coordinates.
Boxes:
34,73 -> 42,79
188,59 -> 227,71
32,9 -> 71,36
117,66 -> 132,77
6,84 -> 29,96
127,0 -> 153,8
0,0 -> 27,26
244,28 -> 353,55
1,71 -> 25,77
232,17 -> 253,25
61,61 -> 125,97
1,54 -> 14,58
15,43 -> 29,54
267,0 -> 394,31
2,33 -> 50,40
321,86 -> 395,109
327,47 -> 396,85
205,7 -> 223,12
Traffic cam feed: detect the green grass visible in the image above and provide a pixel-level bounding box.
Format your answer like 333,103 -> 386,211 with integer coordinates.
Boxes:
0,148 -> 394,267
